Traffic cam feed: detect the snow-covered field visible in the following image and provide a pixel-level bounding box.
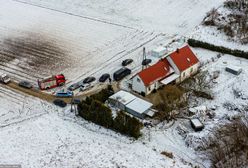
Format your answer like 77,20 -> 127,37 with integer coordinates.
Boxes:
1,0 -> 247,167
191,25 -> 248,52
0,89 -> 199,168
0,0 -> 224,86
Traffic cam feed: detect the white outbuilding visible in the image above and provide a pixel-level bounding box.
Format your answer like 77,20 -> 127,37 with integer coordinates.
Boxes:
108,90 -> 153,119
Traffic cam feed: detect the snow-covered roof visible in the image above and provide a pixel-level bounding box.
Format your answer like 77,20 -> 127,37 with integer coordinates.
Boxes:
137,58 -> 173,86
226,65 -> 242,72
160,73 -> 179,85
145,110 -> 155,117
152,46 -> 166,53
190,118 -> 204,128
126,98 -> 153,114
109,90 -> 136,105
109,90 -> 153,114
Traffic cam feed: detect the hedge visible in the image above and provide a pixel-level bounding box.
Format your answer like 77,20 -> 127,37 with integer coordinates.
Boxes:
188,39 -> 248,59
77,87 -> 143,139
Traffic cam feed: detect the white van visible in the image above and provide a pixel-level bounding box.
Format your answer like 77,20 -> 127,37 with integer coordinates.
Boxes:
0,72 -> 11,84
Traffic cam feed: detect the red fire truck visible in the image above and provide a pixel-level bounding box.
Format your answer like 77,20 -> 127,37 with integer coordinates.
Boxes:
38,74 -> 66,90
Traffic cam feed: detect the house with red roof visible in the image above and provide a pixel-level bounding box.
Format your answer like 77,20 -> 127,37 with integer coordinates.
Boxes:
131,45 -> 200,95
166,45 -> 200,83
131,58 -> 175,95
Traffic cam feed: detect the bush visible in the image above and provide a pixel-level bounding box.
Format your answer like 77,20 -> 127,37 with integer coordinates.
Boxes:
188,39 -> 248,59
193,90 -> 213,100
161,151 -> 174,159
113,111 -> 143,139
90,85 -> 114,103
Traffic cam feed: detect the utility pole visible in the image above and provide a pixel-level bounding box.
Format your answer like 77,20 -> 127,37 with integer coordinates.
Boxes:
71,92 -> 74,112
142,47 -> 146,70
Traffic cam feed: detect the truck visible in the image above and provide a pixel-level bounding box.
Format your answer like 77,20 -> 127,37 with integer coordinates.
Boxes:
0,72 -> 11,84
38,74 -> 66,90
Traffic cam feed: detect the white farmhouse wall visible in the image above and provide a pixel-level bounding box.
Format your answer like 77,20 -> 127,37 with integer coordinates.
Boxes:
146,81 -> 161,95
180,62 -> 200,82
132,75 -> 146,94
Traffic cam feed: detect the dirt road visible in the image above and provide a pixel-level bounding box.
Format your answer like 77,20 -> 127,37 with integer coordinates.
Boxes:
1,81 -> 108,104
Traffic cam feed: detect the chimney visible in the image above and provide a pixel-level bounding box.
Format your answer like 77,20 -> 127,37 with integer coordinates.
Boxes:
176,48 -> 179,53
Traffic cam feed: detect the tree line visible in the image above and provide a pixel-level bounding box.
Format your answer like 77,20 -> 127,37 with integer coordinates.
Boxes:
77,86 -> 143,139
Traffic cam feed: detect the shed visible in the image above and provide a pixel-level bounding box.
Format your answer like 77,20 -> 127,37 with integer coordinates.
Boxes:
151,46 -> 167,58
225,65 -> 242,75
190,118 -> 204,131
109,90 -> 136,110
108,90 -> 153,119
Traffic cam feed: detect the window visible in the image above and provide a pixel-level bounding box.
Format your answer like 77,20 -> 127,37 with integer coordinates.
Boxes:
190,67 -> 193,73
183,72 -> 185,77
148,86 -> 151,91
137,78 -> 140,82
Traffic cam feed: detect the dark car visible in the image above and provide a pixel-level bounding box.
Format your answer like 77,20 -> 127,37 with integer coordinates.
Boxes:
83,76 -> 96,84
99,73 -> 110,82
113,67 -> 131,81
142,59 -> 152,66
53,99 -> 67,107
67,83 -> 80,91
122,59 -> 133,66
18,80 -> 32,89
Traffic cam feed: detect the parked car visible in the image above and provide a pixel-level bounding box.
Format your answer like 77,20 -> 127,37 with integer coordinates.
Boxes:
83,76 -> 96,84
67,82 -> 80,91
142,59 -> 152,66
99,73 -> 110,82
113,67 -> 131,81
122,59 -> 133,66
80,83 -> 93,91
18,80 -> 32,89
55,90 -> 73,97
53,99 -> 67,107
0,72 -> 11,84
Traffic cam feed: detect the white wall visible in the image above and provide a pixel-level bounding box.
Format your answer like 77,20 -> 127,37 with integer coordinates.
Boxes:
146,81 -> 162,95
132,75 -> 146,94
179,62 -> 200,82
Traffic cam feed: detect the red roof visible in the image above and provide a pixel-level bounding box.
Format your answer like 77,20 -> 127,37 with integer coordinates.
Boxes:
138,58 -> 172,86
169,45 -> 199,72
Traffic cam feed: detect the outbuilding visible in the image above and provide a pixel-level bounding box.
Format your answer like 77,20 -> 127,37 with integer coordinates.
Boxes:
190,118 -> 204,131
225,65 -> 242,75
108,90 -> 153,119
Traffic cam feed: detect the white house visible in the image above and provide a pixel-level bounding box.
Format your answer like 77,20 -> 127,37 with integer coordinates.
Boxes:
131,45 -> 200,95
131,58 -> 174,95
166,45 -> 200,83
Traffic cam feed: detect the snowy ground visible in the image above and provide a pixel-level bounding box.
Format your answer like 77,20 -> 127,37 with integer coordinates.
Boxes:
190,25 -> 248,52
0,89 -> 198,168
0,0 -> 224,87
1,0 -> 247,167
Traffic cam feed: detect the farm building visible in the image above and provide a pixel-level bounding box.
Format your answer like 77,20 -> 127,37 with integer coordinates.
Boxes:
151,46 -> 167,58
108,90 -> 153,119
131,45 -> 200,95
